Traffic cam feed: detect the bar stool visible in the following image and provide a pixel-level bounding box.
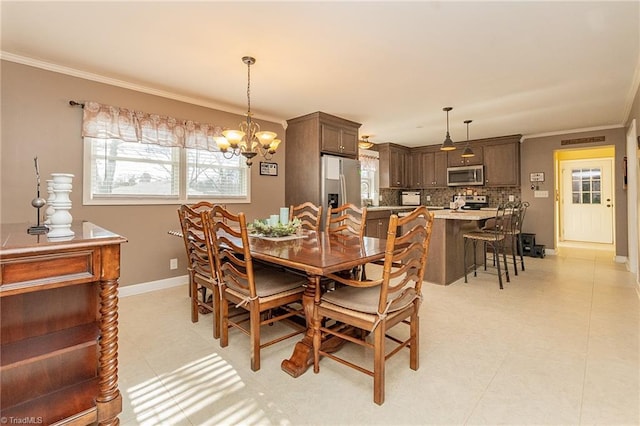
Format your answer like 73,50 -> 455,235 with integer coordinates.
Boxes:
508,201 -> 529,274
463,203 -> 510,289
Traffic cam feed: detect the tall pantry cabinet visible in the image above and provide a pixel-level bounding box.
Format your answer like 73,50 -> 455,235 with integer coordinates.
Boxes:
284,111 -> 361,207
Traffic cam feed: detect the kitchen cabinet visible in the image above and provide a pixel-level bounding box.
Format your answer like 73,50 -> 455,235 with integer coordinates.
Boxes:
366,210 -> 391,239
483,137 -> 521,186
320,121 -> 359,157
285,111 -> 361,207
411,147 -> 448,188
447,143 -> 484,167
0,222 -> 126,425
379,143 -> 410,188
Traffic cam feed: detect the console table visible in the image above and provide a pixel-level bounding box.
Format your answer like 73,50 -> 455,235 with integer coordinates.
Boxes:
0,222 -> 127,425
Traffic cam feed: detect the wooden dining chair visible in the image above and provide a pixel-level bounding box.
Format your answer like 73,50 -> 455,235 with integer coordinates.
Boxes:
325,203 -> 368,279
178,202 -> 220,338
202,205 -> 307,371
313,206 -> 435,405
289,201 -> 323,232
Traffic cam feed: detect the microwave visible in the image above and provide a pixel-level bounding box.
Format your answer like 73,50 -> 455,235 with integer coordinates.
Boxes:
447,165 -> 484,186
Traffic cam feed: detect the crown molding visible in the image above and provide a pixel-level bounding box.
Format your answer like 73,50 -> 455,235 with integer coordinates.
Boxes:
0,51 -> 286,127
521,124 -> 625,141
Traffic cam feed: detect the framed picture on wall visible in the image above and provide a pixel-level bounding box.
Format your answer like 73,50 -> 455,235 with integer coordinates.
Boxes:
260,162 -> 278,176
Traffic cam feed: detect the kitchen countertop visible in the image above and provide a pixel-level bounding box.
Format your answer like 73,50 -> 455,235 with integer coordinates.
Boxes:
366,205 -> 445,211
432,210 -> 497,220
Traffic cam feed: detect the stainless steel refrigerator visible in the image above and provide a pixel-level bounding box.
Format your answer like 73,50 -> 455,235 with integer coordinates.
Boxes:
321,155 -> 361,221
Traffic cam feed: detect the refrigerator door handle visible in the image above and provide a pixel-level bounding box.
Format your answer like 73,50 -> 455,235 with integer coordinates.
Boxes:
340,173 -> 347,206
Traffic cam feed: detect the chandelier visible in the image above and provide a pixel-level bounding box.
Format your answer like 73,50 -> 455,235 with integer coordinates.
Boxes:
440,106 -> 456,151
215,56 -> 281,166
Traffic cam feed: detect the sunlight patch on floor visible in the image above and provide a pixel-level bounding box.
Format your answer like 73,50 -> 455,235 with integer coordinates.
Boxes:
125,352 -> 272,425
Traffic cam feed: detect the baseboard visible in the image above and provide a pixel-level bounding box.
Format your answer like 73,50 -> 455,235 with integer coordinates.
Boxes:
544,248 -> 557,256
616,255 -> 629,265
119,275 -> 188,298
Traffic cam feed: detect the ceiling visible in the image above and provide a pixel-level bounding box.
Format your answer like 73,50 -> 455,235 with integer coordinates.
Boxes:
2,1 -> 639,147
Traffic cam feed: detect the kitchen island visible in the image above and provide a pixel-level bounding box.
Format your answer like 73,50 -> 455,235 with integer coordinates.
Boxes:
422,210 -> 497,285
365,206 -> 497,285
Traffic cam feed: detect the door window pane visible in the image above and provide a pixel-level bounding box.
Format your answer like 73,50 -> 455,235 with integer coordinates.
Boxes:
571,167 -> 601,205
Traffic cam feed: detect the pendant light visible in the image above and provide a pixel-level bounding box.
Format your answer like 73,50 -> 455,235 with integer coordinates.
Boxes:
358,135 -> 374,150
461,119 -> 475,158
440,107 -> 455,151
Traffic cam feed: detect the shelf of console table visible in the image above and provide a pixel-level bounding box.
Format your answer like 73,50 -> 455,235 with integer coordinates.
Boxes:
0,221 -> 127,425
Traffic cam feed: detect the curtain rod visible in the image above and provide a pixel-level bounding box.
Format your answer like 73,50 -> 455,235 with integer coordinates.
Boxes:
69,100 -> 85,108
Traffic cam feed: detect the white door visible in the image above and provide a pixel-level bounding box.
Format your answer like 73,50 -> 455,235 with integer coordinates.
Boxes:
561,159 -> 614,243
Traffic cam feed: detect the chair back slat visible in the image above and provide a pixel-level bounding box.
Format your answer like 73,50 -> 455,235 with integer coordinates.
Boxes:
325,203 -> 367,239
178,203 -> 214,277
290,202 -> 323,232
378,206 -> 434,314
203,206 -> 257,298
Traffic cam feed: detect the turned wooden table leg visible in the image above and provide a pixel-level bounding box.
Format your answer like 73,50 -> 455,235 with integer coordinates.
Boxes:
281,275 -> 318,377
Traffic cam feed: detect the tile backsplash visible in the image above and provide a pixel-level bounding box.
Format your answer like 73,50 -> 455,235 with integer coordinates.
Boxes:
380,187 -> 522,208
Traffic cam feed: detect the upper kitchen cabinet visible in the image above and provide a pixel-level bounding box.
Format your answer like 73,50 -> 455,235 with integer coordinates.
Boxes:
379,143 -> 410,189
447,143 -> 484,167
410,147 -> 448,188
285,112 -> 361,207
287,111 -> 361,158
320,120 -> 359,157
483,135 -> 521,187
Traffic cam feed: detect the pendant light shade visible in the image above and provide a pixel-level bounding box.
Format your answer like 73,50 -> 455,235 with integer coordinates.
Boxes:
358,135 -> 374,150
440,107 -> 456,151
461,119 -> 475,158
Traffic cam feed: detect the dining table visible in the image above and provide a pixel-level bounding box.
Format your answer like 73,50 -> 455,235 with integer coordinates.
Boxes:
170,226 -> 388,377
246,230 -> 388,377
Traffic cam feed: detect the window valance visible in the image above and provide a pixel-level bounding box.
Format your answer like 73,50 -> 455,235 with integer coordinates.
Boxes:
81,101 -> 224,152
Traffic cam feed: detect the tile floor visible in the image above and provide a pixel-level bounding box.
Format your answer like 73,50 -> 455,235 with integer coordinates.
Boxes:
118,249 -> 639,425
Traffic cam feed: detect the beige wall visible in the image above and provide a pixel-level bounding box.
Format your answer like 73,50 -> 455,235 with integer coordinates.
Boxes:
1,60 -> 287,286
520,127 -> 628,255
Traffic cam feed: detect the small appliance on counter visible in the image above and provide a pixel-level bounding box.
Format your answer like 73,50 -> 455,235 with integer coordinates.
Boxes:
451,195 -> 488,210
401,191 -> 421,206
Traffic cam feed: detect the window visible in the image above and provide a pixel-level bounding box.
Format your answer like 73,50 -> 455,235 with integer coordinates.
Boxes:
81,101 -> 250,205
571,168 -> 601,204
84,138 -> 249,204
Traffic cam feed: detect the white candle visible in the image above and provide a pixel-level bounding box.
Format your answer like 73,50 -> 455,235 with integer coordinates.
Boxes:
280,207 -> 289,225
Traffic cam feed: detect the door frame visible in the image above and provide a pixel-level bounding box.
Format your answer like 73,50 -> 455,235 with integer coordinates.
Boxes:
554,146 -> 616,250
625,119 -> 638,277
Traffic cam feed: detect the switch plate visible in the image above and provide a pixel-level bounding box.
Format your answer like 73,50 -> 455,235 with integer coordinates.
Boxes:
508,195 -> 515,202
170,258 -> 178,270
426,195 -> 431,201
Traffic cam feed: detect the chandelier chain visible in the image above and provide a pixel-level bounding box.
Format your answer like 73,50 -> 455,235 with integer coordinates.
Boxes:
246,59 -> 251,116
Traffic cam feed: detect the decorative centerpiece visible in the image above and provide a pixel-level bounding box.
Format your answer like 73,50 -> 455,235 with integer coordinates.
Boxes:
249,218 -> 301,237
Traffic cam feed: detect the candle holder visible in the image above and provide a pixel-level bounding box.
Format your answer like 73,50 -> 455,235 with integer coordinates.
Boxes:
47,173 -> 75,239
27,157 -> 49,235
